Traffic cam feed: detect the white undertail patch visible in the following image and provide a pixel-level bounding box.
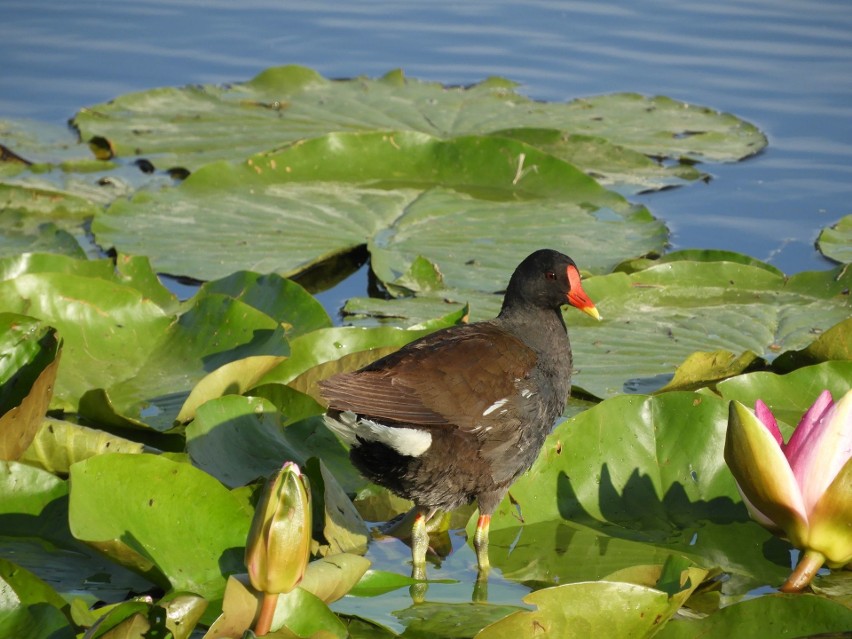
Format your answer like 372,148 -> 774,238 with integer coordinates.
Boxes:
324,411 -> 432,457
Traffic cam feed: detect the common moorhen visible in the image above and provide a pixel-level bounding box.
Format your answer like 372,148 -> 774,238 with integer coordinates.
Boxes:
320,249 -> 600,574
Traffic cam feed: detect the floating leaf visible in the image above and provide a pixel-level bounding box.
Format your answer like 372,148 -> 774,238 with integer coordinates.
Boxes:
716,361 -> 852,428
71,65 -> 766,172
817,214 -> 852,264
298,554 -> 371,604
0,462 -> 154,602
0,314 -> 61,461
486,392 -> 789,589
92,132 -> 661,285
20,417 -> 146,474
395,602 -> 525,639
346,259 -> 851,398
655,594 -> 852,639
304,457 -> 370,556
475,581 -> 685,639
0,181 -> 103,258
0,257 -> 299,427
0,558 -> 74,639
68,453 -> 253,600
567,260 -> 850,397
185,395 -> 359,493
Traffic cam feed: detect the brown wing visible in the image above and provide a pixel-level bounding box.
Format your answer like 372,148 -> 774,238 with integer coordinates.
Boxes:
318,322 -> 537,432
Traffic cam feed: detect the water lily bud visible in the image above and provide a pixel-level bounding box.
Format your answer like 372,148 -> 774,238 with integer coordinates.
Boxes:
725,389 -> 852,591
245,461 -> 312,595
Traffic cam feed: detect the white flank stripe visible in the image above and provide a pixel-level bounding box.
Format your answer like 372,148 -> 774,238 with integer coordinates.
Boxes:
482,398 -> 509,416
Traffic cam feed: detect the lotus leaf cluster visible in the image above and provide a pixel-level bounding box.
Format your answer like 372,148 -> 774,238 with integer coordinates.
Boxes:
0,66 -> 851,638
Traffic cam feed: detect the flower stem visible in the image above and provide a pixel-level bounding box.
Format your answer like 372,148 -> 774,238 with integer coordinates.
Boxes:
254,592 -> 279,636
781,549 -> 825,593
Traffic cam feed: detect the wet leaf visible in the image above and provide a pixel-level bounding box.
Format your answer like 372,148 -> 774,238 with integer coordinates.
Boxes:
817,214 -> 852,264
475,581 -> 680,639
185,395 -> 359,493
92,132 -> 659,285
298,554 -> 371,604
486,392 -> 788,589
655,594 -> 852,639
68,453 -> 253,600
716,361 -> 852,428
304,457 -> 370,556
395,602 -> 525,639
71,65 -> 766,172
0,321 -> 60,461
20,417 -> 146,474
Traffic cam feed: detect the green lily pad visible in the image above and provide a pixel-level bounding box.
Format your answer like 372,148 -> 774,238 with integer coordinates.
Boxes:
566,261 -> 850,397
486,392 -> 790,590
0,558 -> 75,639
304,457 -> 370,557
817,214 -> 852,264
614,248 -> 786,276
716,361 -> 852,428
0,314 -> 61,461
186,394 -> 361,494
394,602 -> 526,639
492,127 -> 705,192
346,259 -> 851,398
0,462 -> 155,603
68,453 -> 253,600
0,256 -> 315,427
474,579 -> 690,639
71,65 -> 766,173
19,417 -> 146,475
298,554 -> 372,605
655,593 -> 852,639
0,184 -> 96,258
92,131 -> 663,285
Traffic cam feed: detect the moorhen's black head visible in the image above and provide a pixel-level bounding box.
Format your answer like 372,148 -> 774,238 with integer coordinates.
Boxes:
501,249 -> 600,319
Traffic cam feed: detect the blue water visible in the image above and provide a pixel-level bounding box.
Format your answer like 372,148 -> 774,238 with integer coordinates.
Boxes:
3,2 -> 851,301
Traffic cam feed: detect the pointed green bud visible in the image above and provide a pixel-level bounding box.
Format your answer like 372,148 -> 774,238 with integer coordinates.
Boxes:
245,461 -> 312,594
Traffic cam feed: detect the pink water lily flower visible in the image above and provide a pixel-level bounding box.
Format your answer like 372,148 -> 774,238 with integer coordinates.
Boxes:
725,388 -> 852,592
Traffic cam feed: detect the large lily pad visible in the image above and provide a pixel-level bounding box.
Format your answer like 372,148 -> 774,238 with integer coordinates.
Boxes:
485,391 -> 789,590
0,255 -> 335,428
93,131 -> 665,285
0,462 -> 154,603
71,65 -> 766,173
68,453 -> 253,600
574,261 -> 851,397
345,258 -> 851,398
656,594 -> 852,639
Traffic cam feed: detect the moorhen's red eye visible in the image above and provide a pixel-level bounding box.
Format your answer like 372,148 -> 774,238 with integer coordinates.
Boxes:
545,271 -> 557,280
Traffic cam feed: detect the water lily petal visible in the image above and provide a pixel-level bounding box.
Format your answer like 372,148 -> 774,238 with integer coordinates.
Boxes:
789,389 -> 852,516
725,400 -> 809,545
736,483 -> 784,534
808,455 -> 852,567
755,399 -> 784,447
785,390 -> 834,459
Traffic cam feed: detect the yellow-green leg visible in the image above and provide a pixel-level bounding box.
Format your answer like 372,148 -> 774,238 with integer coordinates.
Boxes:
473,513 -> 491,573
472,513 -> 491,602
409,509 -> 430,602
